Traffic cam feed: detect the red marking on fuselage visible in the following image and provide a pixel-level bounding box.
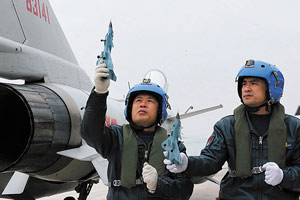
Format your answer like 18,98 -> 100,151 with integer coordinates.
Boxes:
105,115 -> 118,126
26,0 -> 51,24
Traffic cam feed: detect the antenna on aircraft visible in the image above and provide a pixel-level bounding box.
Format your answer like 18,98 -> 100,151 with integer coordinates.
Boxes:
185,106 -> 194,114
295,105 -> 300,116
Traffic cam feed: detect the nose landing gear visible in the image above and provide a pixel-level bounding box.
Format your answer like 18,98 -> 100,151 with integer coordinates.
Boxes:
64,180 -> 99,200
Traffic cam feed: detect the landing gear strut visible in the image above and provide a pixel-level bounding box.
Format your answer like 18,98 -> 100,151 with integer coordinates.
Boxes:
75,180 -> 98,200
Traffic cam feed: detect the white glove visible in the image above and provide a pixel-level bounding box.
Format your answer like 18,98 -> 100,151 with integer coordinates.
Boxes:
94,60 -> 110,94
262,162 -> 283,186
163,151 -> 188,173
142,162 -> 158,192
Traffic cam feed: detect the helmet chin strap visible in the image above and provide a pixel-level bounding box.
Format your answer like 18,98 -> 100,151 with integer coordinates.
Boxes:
129,120 -> 158,131
243,100 -> 272,113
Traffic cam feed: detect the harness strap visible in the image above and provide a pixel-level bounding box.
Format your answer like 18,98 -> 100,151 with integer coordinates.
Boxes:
107,177 -> 143,188
229,166 -> 265,177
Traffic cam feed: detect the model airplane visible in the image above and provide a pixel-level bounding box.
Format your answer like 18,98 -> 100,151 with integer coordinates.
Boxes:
0,0 -> 222,199
96,21 -> 117,81
162,113 -> 183,165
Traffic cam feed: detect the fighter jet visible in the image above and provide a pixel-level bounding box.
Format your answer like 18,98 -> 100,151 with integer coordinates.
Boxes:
0,0 -> 119,199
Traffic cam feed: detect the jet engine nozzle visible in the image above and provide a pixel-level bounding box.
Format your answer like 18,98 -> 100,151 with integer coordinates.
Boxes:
0,83 -> 80,174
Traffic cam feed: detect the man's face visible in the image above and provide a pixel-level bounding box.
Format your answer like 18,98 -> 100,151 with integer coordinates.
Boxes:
241,77 -> 267,107
131,94 -> 159,128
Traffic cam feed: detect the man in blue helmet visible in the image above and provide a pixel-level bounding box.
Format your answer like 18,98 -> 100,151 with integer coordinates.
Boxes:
164,60 -> 300,199
80,61 -> 193,200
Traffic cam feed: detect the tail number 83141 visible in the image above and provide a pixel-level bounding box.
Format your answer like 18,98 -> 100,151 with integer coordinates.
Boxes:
26,0 -> 50,24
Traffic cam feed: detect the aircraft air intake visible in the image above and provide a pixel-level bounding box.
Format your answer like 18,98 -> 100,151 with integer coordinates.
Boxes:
0,83 -> 75,173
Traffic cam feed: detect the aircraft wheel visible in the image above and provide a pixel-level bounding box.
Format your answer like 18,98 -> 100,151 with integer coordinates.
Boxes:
64,197 -> 76,200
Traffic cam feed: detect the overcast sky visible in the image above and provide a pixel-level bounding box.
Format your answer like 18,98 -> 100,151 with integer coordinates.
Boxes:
49,0 -> 300,144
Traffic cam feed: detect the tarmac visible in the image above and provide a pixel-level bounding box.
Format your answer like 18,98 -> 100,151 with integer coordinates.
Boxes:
39,169 -> 226,200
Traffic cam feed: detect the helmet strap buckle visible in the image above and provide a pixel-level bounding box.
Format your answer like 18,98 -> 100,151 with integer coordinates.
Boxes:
272,71 -> 280,88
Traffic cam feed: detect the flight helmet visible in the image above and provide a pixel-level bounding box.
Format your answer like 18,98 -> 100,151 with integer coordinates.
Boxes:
236,59 -> 284,105
124,79 -> 168,126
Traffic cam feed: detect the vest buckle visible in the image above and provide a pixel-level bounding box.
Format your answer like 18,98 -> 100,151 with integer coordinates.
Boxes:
113,180 -> 121,186
228,166 -> 265,177
251,166 -> 265,174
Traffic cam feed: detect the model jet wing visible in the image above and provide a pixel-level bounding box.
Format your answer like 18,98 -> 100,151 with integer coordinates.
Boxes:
96,21 -> 117,81
161,113 -> 182,165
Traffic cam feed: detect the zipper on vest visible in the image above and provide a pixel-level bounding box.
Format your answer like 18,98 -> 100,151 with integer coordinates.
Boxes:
258,135 -> 263,200
145,149 -> 149,159
259,136 -> 263,145
259,136 -> 264,166
144,142 -> 152,161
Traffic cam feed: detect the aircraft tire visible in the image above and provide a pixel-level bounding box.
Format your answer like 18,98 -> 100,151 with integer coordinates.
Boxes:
64,197 -> 76,200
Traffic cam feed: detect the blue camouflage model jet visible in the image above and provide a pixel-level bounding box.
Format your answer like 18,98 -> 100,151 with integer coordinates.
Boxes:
161,113 -> 183,165
96,21 -> 117,81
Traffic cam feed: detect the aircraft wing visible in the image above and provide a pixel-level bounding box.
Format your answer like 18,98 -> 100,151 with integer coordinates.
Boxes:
167,104 -> 223,121
2,172 -> 29,195
57,142 -> 109,185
